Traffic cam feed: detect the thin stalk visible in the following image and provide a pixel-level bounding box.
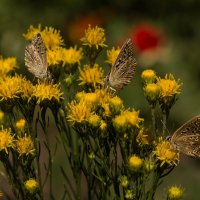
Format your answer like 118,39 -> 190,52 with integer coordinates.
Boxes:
151,106 -> 156,137
162,109 -> 169,136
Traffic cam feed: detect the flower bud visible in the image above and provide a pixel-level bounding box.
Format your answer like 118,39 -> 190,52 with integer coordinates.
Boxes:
24,178 -> 38,193
129,155 -> 143,171
167,185 -> 183,200
141,69 -> 157,83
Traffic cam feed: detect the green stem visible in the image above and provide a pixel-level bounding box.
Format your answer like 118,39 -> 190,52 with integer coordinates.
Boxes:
162,109 -> 169,137
151,106 -> 156,137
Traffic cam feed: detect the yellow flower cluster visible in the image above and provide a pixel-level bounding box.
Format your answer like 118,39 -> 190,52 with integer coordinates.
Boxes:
0,128 -> 14,153
24,25 -> 83,67
33,81 -> 63,103
80,25 -> 107,49
153,138 -> 179,166
106,47 -> 120,65
0,56 -> 17,77
79,64 -> 104,88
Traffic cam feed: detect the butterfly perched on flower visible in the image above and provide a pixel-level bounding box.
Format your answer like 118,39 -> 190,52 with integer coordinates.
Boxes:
168,115 -> 200,157
104,38 -> 137,92
25,33 -> 51,80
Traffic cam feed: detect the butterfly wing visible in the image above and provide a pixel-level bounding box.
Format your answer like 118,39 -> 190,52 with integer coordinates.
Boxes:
171,115 -> 200,157
107,39 -> 137,90
25,33 -> 48,79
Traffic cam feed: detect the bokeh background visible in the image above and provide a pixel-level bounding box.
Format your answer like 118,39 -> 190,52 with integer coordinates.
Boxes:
1,0 -> 200,199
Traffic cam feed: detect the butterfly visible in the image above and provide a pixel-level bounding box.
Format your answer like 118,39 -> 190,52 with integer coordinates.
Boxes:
168,115 -> 200,157
25,33 -> 51,80
104,38 -> 137,92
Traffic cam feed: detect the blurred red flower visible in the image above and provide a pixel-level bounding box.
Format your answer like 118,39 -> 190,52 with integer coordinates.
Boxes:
130,24 -> 164,52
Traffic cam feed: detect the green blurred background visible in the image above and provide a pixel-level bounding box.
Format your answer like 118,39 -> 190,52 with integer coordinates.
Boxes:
1,0 -> 200,199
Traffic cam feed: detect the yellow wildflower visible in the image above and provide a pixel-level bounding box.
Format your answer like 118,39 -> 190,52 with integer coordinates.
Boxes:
0,128 -> 14,153
18,78 -> 34,99
141,69 -> 157,83
144,83 -> 160,104
24,178 -> 38,193
136,128 -> 150,146
157,74 -> 181,98
62,47 -> 83,66
80,25 -> 107,49
16,119 -> 26,130
46,47 -> 63,66
67,100 -> 91,124
153,138 -> 179,166
106,47 -> 120,65
167,185 -> 183,200
33,81 -> 63,103
0,56 -> 17,76
88,114 -> 101,127
23,24 -> 42,41
79,64 -> 104,87
109,96 -> 124,114
120,176 -> 129,188
15,135 -> 35,156
113,115 -> 127,131
125,189 -> 134,199
100,120 -> 107,132
129,155 -> 143,171
94,88 -> 111,105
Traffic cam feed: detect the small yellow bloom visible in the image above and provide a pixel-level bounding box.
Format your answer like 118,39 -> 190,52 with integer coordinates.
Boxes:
141,69 -> 157,83
33,81 -> 63,103
46,47 -> 63,66
136,128 -> 150,146
106,47 -> 120,65
24,178 -> 38,193
80,25 -> 107,49
15,135 -> 35,156
120,176 -> 129,188
76,92 -> 99,108
79,64 -> 104,88
19,78 -> 34,99
157,74 -> 181,98
0,129 -> 14,153
153,138 -> 179,166
129,155 -> 143,171
109,96 -> 124,114
67,100 -> 91,124
113,115 -> 127,131
144,83 -> 160,104
62,47 -> 83,66
94,88 -> 111,105
16,119 -> 26,130
100,120 -> 107,132
88,114 -> 101,127
0,111 -> 4,121
41,26 -> 64,49
125,189 -> 134,199
0,56 -> 17,76
23,24 -> 42,41
167,185 -> 183,200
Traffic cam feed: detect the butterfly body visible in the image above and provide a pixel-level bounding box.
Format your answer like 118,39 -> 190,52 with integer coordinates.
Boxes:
104,38 -> 137,92
25,33 -> 50,80
169,115 -> 200,157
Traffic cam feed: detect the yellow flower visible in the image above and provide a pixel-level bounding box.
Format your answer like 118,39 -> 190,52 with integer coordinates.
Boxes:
46,47 -> 63,66
144,83 -> 160,104
94,88 -> 111,105
0,56 -> 17,76
80,25 -> 107,49
24,178 -> 38,193
79,64 -> 104,87
157,74 -> 181,98
136,128 -> 150,146
0,128 -> 14,153
153,138 -> 179,166
109,96 -> 124,114
129,155 -> 143,171
0,111 -> 4,121
167,185 -> 183,200
62,47 -> 83,66
33,81 -> 63,103
88,114 -> 101,127
106,47 -> 120,65
67,100 -> 91,124
15,135 -> 35,156
125,189 -> 134,199
100,120 -> 107,132
41,26 -> 64,49
23,24 -> 42,41
76,92 -> 99,108
120,176 -> 129,188
113,109 -> 143,131
141,69 -> 157,83
16,119 -> 26,130
18,78 -> 34,99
